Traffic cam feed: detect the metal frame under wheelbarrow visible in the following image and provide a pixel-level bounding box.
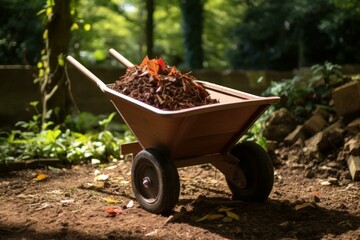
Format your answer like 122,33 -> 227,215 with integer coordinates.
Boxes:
66,49 -> 280,214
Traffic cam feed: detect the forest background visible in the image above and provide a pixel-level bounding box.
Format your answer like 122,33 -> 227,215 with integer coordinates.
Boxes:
2,0 -> 360,71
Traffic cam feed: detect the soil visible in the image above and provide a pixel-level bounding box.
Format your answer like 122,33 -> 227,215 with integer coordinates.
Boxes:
1,155 -> 359,240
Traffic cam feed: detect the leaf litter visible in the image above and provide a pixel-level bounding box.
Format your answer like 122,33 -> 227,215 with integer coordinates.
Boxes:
196,205 -> 240,222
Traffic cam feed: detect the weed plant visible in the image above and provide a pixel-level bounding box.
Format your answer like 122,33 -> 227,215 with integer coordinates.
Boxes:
0,102 -> 134,163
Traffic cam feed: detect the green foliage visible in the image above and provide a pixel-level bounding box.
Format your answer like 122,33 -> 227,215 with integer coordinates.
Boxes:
262,62 -> 349,122
240,114 -> 269,150
3,0 -> 359,70
0,0 -> 43,64
0,104 -> 135,163
242,61 -> 350,147
228,0 -> 360,70
69,0 -> 246,68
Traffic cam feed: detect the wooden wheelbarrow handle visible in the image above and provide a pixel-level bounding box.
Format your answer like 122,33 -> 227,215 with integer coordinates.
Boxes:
66,49 -> 135,92
109,48 -> 134,68
66,55 -> 107,92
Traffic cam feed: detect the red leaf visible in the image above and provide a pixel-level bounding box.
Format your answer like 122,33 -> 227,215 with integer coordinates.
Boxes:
106,207 -> 123,215
158,58 -> 165,71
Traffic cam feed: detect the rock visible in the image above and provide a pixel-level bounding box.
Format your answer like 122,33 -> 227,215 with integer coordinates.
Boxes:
326,161 -> 340,168
332,80 -> 360,117
344,136 -> 360,156
305,132 -> 323,153
347,155 -> 360,181
284,125 -> 305,145
284,125 -> 305,144
337,150 -> 347,162
318,129 -> 344,152
302,114 -> 327,137
305,128 -> 344,153
323,120 -> 345,134
347,117 -> 360,134
312,107 -> 330,120
263,108 -> 298,141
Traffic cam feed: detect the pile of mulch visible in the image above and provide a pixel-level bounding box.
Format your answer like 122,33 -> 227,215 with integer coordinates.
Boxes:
110,56 -> 218,110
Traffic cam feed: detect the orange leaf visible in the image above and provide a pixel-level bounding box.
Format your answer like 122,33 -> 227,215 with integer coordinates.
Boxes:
147,59 -> 160,76
158,58 -> 165,71
33,173 -> 47,181
168,67 -> 176,76
106,207 -> 123,215
140,55 -> 149,67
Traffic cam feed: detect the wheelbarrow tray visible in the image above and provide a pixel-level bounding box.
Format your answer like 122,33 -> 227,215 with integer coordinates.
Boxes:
106,81 -> 278,160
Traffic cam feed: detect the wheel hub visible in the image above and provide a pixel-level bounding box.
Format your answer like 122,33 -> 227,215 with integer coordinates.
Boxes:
142,177 -> 151,188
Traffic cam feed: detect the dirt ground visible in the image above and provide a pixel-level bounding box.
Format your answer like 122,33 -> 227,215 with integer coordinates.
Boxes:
0,156 -> 359,240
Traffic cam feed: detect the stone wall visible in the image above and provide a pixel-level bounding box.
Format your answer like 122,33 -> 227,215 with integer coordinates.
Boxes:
1,64 -> 359,128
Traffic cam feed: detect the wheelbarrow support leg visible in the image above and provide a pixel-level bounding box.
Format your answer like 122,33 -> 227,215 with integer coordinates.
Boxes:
211,155 -> 247,189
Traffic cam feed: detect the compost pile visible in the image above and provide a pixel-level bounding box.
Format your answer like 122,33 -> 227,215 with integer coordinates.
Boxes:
110,56 -> 219,110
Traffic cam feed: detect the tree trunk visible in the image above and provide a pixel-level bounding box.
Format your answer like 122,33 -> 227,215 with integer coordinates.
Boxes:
44,0 -> 73,123
146,0 -> 154,58
181,0 -> 204,69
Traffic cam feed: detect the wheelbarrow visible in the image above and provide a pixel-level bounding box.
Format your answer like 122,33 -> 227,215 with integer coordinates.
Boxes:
66,49 -> 280,214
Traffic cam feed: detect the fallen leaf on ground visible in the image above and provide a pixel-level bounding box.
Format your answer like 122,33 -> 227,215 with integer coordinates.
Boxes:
106,207 -> 123,215
103,197 -> 121,203
196,213 -> 224,222
218,206 -> 234,212
226,211 -> 240,220
33,173 -> 47,181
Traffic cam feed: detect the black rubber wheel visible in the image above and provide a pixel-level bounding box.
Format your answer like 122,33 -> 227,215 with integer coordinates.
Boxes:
131,148 -> 180,214
226,141 -> 274,202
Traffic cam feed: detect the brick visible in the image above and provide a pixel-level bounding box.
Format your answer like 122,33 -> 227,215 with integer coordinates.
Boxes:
347,155 -> 360,181
302,114 -> 327,137
332,80 -> 360,116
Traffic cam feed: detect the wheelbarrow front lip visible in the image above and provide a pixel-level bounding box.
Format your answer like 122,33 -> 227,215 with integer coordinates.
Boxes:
104,80 -> 280,118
